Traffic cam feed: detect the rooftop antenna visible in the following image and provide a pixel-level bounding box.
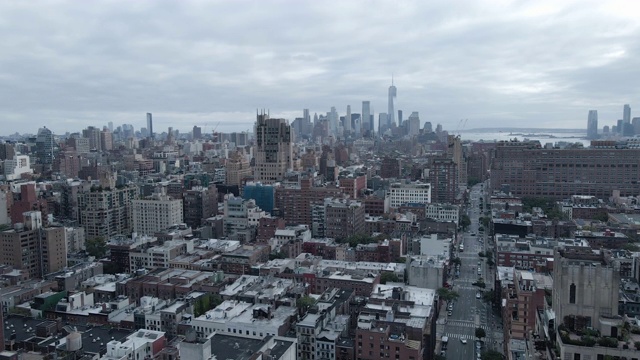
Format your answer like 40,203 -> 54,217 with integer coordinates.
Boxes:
392,73 -> 394,86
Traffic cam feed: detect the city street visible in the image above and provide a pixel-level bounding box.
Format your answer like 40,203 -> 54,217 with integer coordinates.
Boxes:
439,183 -> 504,359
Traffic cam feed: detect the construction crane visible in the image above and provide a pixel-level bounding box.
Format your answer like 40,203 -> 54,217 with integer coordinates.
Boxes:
212,121 -> 221,142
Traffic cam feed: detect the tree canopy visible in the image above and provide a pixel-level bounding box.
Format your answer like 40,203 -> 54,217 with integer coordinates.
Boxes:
380,272 -> 400,284
475,327 -> 487,339
460,215 -> 471,230
437,287 -> 459,303
86,236 -> 107,258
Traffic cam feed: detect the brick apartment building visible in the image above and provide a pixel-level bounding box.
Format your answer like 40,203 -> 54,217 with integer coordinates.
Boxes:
275,177 -> 343,226
490,141 -> 640,199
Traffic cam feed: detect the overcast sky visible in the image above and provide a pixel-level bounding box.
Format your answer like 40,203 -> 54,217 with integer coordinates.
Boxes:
1,0 -> 639,135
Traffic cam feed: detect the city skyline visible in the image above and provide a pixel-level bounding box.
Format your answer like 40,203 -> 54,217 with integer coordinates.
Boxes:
0,1 -> 639,134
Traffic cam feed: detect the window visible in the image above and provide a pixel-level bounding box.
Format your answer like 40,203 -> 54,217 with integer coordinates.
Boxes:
569,283 -> 576,304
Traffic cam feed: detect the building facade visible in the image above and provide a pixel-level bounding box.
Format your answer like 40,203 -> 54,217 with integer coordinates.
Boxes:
490,141 -> 640,199
253,114 -> 293,184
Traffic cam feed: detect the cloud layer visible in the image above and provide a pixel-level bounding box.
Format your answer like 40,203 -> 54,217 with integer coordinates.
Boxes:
0,0 -> 639,134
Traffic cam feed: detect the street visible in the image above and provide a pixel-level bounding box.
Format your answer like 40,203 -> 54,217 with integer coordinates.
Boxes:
439,182 -> 504,359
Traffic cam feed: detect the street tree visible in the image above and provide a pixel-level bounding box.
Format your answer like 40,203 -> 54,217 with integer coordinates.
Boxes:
437,288 -> 459,303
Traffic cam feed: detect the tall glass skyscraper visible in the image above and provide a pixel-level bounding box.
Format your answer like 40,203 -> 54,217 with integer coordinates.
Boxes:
388,78 -> 397,126
587,110 -> 598,139
146,112 -> 153,139
362,101 -> 371,134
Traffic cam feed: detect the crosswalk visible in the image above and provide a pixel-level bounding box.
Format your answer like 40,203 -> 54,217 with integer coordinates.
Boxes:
441,332 -> 478,341
446,320 -> 488,330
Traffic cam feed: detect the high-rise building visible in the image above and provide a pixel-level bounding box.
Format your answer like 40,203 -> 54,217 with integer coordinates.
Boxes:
623,104 -> 631,124
82,126 -> 101,151
633,117 -> 640,136
362,101 -> 371,133
408,111 -> 420,136
192,125 -> 202,140
182,185 -> 218,229
430,158 -> 458,204
0,211 -> 66,278
100,128 -> 113,151
226,150 -> 252,187
35,127 -> 55,165
424,122 -> 433,133
253,113 -> 293,184
0,142 -> 15,160
79,184 -> 138,238
345,105 -> 352,134
132,188 -> 183,235
388,78 -> 397,126
303,108 -> 311,135
108,121 -> 114,132
586,110 -> 598,139
378,113 -> 388,134
328,106 -> 339,136
146,113 -> 154,139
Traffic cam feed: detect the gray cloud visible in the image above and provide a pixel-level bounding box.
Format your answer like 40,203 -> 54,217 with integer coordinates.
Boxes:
0,0 -> 639,134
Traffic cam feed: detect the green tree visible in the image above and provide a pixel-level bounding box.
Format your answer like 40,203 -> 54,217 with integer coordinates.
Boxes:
86,236 -> 107,258
634,341 -> 640,350
451,257 -> 462,266
460,214 -> 471,230
380,272 -> 400,284
193,294 -> 222,317
478,251 -> 486,257
475,327 -> 486,340
437,288 -> 459,303
297,295 -> 316,314
480,217 -> 491,228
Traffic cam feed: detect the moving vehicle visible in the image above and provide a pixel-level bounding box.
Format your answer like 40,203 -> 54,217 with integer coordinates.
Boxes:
461,338 -> 468,344
459,244 -> 464,252
442,336 -> 449,350
476,292 -> 481,299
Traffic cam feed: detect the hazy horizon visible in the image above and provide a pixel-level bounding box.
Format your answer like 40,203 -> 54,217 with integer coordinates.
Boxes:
1,1 -> 639,135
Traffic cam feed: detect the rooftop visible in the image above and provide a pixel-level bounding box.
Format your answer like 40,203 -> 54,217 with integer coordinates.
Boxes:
209,334 -> 272,360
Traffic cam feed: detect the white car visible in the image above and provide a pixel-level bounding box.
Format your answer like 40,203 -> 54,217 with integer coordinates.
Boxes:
476,293 -> 481,299
461,338 -> 468,344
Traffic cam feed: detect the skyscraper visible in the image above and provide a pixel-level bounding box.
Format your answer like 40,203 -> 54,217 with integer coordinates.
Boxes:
345,105 -> 352,134
303,108 -> 311,135
35,126 -> 54,165
253,112 -> 293,184
146,113 -> 154,139
408,112 -> 420,136
388,78 -> 397,126
329,106 -> 339,136
623,104 -> 631,124
587,110 -> 598,139
362,101 -> 371,133
378,113 -> 388,134
193,125 -> 202,139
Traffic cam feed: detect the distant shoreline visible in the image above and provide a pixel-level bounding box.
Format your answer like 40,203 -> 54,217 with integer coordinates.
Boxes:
457,128 -> 584,133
